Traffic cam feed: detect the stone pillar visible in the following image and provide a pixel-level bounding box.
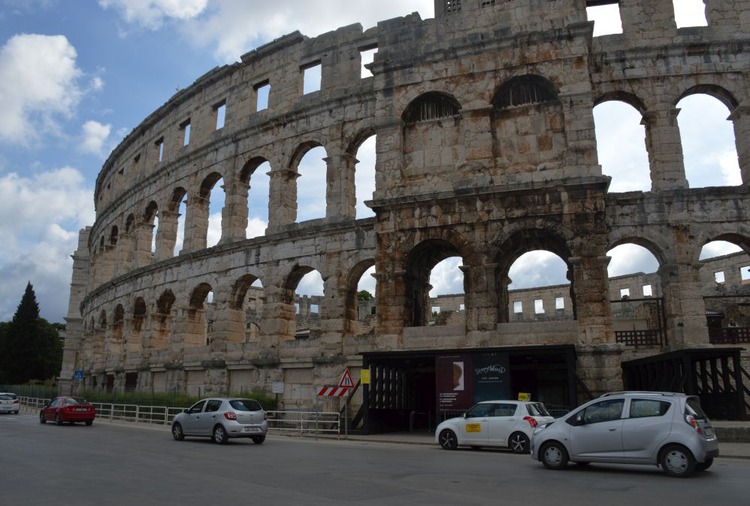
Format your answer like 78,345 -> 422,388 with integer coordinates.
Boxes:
325,152 -> 357,221
154,209 -> 179,261
620,0 -> 677,41
134,221 -> 155,268
705,0 -> 750,33
260,284 -> 297,341
560,92 -> 599,175
267,168 -> 298,231
575,345 -> 624,401
461,262 -> 498,332
642,107 -> 689,191
182,193 -> 208,253
658,247 -> 711,349
729,104 -> 750,185
570,255 -> 614,346
220,180 -> 249,244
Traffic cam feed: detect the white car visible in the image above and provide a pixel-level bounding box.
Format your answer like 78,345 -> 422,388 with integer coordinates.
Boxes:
436,400 -> 554,453
0,392 -> 20,414
172,397 -> 268,444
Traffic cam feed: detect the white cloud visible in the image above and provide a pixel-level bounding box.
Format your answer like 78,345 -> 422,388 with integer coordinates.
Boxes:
0,167 -> 94,321
79,120 -> 113,156
98,0 -> 208,30
0,33 -> 82,145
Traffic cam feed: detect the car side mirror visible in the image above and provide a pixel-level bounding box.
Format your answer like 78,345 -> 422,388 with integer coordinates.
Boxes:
567,415 -> 584,427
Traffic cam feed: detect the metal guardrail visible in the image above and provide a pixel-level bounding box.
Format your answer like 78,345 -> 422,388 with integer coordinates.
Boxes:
20,397 -> 340,437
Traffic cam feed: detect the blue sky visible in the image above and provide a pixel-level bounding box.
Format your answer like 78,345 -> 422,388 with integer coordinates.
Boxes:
0,0 -> 740,323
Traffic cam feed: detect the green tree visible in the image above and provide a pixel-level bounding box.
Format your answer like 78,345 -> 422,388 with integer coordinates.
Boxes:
357,290 -> 373,301
0,283 -> 62,384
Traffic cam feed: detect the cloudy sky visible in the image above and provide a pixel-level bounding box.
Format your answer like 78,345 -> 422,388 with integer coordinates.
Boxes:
0,0 -> 740,322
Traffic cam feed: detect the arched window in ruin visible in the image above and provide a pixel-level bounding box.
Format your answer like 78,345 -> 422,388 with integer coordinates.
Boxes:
132,297 -> 147,335
125,213 -> 135,233
593,96 -> 650,192
491,75 -> 564,173
201,172 -> 225,248
346,261 -> 377,337
699,238 -> 748,342
404,239 -> 465,327
110,226 -> 118,245
507,250 -> 570,322
168,187 -> 187,256
676,89 -> 740,188
230,274 -> 264,342
292,143 -> 328,223
493,75 -> 558,109
240,158 -> 270,239
187,282 -> 213,347
144,201 -> 158,256
353,134 -> 376,219
153,289 -> 176,350
606,242 -> 662,346
402,92 -> 461,123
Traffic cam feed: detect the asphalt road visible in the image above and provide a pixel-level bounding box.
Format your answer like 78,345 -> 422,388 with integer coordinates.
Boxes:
1,412 -> 749,505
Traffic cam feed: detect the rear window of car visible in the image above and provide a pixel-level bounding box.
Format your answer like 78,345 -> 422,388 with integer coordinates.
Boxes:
629,399 -> 671,418
230,399 -> 262,412
0,394 -> 14,400
685,396 -> 709,419
527,403 -> 551,417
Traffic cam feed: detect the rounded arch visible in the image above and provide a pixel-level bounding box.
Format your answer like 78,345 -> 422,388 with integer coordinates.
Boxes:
144,200 -> 158,222
492,74 -> 559,109
289,140 -> 325,172
678,84 -> 739,110
495,227 -> 573,275
231,274 -> 263,310
125,213 -> 135,233
199,171 -> 224,198
156,289 -> 176,314
113,304 -> 125,325
402,91 -> 461,123
168,186 -> 187,212
593,91 -> 647,113
240,156 -> 272,183
189,282 -> 213,309
607,235 -> 668,268
109,226 -> 118,245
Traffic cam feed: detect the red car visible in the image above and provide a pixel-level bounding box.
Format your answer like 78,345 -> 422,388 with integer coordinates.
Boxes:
39,396 -> 96,426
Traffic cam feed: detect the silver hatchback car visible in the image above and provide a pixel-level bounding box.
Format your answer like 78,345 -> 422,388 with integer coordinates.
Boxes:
172,397 -> 268,444
531,391 -> 719,477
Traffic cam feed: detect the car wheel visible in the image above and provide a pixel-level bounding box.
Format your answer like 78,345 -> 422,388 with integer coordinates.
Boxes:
252,435 -> 266,445
171,422 -> 185,441
438,429 -> 458,450
213,425 -> 229,444
660,444 -> 696,477
695,458 -> 714,472
541,441 -> 569,470
39,412 -> 46,424
508,432 -> 530,454
85,420 -> 93,426
55,414 -> 63,426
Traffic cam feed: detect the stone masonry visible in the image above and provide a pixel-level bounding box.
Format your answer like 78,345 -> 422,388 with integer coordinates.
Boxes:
60,1 -> 750,409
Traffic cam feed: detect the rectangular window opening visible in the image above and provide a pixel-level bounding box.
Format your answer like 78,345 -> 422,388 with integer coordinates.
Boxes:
534,299 -> 544,314
513,301 -> 523,314
360,47 -> 377,78
620,288 -> 631,299
555,296 -> 565,310
673,0 -> 707,28
310,304 -> 319,314
714,271 -> 726,284
255,81 -> 270,112
155,137 -> 165,162
586,3 -> 623,36
642,284 -> 653,297
741,266 -> 750,284
181,119 -> 191,146
302,61 -> 322,95
214,100 -> 226,130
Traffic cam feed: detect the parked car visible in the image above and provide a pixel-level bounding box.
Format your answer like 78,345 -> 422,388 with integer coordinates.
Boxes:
0,392 -> 20,414
171,397 -> 268,444
435,400 -> 554,453
39,396 -> 96,426
530,391 -> 719,477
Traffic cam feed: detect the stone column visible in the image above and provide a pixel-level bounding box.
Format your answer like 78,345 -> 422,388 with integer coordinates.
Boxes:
705,0 -> 750,33
267,168 -> 298,231
181,193 -> 208,253
559,92 -> 599,175
154,209 -> 179,261
134,221 -> 155,268
220,180 -> 250,244
658,242 -> 711,349
260,284 -> 296,341
325,152 -> 357,221
729,104 -> 750,185
461,262 -> 498,332
642,107 -> 689,191
570,254 -> 614,346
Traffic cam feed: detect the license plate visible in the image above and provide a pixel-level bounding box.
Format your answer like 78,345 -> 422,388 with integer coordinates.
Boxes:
76,408 -> 88,412
465,423 -> 482,433
243,426 -> 260,433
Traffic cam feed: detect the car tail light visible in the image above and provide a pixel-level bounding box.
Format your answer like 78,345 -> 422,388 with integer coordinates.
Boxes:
224,412 -> 237,421
685,414 -> 704,434
524,416 -> 538,428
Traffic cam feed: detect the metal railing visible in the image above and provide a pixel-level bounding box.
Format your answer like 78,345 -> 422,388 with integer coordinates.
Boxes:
20,397 -> 340,437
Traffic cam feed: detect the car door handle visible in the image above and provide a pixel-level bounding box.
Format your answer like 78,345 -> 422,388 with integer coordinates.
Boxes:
608,427 -> 617,431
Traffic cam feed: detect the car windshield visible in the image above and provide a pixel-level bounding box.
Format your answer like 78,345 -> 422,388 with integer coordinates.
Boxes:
230,399 -> 262,411
685,397 -> 709,420
0,394 -> 13,400
526,402 -> 551,417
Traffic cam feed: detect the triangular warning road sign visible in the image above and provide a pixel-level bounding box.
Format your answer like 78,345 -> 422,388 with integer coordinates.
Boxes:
338,368 -> 354,388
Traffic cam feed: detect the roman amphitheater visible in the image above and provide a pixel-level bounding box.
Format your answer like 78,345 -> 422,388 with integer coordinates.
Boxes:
60,1 -> 750,429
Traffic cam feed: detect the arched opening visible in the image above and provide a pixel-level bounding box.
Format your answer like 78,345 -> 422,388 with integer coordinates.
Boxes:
593,99 -> 650,192
187,283 -> 213,347
202,174 -> 225,247
404,239 -> 464,327
293,269 -> 324,339
169,187 -> 187,256
699,239 -> 749,343
607,243 -> 662,346
145,201 -> 158,256
231,275 -> 264,342
153,289 -> 175,350
677,93 -> 740,188
354,135 -> 376,219
241,159 -> 270,239
294,145 -> 327,223
507,250 -> 571,321
348,262 -> 377,337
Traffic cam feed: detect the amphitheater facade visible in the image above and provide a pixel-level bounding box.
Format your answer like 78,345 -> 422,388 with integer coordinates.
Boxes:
60,1 -> 750,428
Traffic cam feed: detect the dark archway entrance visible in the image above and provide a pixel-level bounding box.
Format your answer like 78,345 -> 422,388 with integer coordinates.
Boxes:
360,345 -> 577,434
